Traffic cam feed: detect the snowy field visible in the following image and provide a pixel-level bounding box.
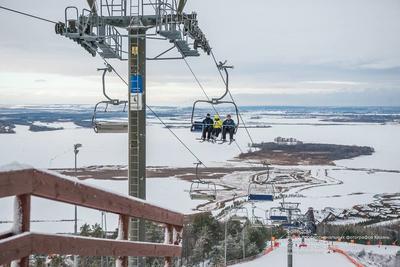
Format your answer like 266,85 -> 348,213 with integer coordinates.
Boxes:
1,110 -> 400,236
233,238 -> 400,267
233,238 -> 354,267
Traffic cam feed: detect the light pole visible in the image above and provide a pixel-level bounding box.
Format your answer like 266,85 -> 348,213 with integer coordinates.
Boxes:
242,225 -> 246,260
73,143 -> 82,267
287,209 -> 293,267
224,217 -> 228,266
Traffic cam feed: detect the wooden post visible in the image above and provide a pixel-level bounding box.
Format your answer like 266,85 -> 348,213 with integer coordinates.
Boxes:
14,194 -> 31,267
117,214 -> 130,267
164,224 -> 173,267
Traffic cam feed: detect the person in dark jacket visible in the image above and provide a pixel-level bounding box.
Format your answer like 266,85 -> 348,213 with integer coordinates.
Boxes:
222,114 -> 236,141
201,113 -> 213,140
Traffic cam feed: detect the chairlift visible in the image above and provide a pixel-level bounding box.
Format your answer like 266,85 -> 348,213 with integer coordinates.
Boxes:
249,203 -> 266,228
190,61 -> 239,141
92,65 -> 128,133
269,207 -> 288,222
280,202 -> 300,211
248,181 -> 275,202
230,206 -> 249,222
189,162 -> 217,200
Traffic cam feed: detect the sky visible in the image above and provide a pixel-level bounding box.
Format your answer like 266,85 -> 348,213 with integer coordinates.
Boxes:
0,0 -> 400,106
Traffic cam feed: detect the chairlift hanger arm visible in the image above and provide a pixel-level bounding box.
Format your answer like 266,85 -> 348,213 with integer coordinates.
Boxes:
212,61 -> 234,102
86,0 -> 97,15
177,0 -> 187,14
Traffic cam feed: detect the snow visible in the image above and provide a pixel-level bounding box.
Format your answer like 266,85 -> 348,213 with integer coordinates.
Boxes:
0,109 -> 400,236
368,218 -> 400,227
0,162 -> 33,172
12,197 -> 23,234
232,238 -> 354,267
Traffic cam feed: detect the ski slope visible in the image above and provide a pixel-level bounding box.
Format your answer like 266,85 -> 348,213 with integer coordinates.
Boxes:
233,239 -> 354,267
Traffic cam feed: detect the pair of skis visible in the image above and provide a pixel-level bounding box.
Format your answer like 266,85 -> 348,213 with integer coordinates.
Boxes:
197,138 -> 234,145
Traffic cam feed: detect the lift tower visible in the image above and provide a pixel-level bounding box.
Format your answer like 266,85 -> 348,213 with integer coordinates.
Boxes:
55,1 -> 211,266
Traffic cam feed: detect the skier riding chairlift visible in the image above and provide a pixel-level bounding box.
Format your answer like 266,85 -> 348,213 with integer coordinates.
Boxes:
190,61 -> 239,144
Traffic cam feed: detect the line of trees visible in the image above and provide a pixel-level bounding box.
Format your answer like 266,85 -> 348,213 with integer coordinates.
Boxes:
29,213 -> 286,266
182,213 -> 286,267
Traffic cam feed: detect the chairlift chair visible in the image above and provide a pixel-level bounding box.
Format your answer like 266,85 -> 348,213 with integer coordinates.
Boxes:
280,202 -> 300,211
230,206 -> 249,222
250,204 -> 266,228
92,65 -> 128,133
190,61 -> 240,140
248,182 -> 275,202
269,207 -> 288,222
189,162 -> 217,200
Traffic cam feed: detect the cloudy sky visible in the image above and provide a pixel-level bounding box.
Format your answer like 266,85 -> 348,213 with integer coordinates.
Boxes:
0,0 -> 400,106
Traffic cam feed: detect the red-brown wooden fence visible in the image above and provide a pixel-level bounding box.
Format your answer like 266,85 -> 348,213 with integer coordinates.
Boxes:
0,168 -> 184,267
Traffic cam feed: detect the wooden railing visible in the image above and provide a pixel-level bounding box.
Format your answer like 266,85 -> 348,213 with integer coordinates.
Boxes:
0,168 -> 184,267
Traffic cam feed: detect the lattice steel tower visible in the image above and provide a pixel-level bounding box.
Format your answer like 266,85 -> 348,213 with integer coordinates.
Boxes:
55,1 -> 211,266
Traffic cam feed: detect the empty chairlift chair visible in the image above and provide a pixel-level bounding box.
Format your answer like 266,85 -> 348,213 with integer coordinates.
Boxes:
92,65 -> 128,133
248,182 -> 275,202
189,163 -> 217,200
250,204 -> 266,228
230,206 -> 249,223
269,207 -> 288,223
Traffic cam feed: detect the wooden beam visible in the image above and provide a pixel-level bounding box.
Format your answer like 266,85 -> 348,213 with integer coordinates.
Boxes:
15,194 -> 31,267
0,170 -> 33,198
0,169 -> 184,227
31,169 -> 184,227
0,233 -> 32,265
0,232 -> 182,265
0,230 -> 13,240
117,214 -> 130,267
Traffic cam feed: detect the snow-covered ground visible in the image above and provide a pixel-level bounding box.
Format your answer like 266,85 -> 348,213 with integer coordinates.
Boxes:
233,238 -> 400,267
233,238 -> 355,267
1,112 -> 400,236
331,240 -> 400,267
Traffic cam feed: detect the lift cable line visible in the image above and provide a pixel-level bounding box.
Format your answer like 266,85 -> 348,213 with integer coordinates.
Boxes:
0,5 -> 57,24
104,62 -> 207,167
0,4 -> 206,169
210,50 -> 255,146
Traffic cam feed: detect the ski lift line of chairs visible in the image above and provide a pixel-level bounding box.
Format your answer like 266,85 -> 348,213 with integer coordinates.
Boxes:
190,61 -> 239,137
189,162 -> 217,201
92,65 -> 128,133
247,182 -> 275,202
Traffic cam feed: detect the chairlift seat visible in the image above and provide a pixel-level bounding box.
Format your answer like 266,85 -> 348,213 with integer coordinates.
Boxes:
190,121 -> 203,132
248,194 -> 274,202
190,192 -> 216,201
270,215 -> 288,222
94,122 -> 128,133
189,178 -> 217,201
230,215 -> 248,222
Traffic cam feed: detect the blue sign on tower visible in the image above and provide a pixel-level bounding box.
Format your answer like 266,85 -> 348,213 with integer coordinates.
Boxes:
131,75 -> 143,94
